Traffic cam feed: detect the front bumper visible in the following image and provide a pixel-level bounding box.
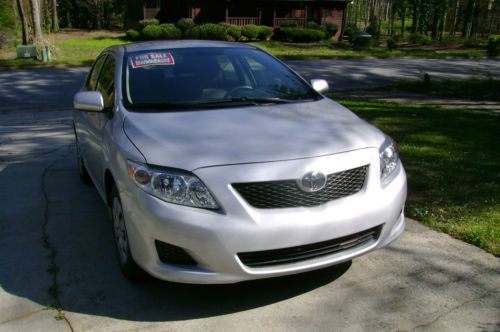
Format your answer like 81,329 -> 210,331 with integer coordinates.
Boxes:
119,148 -> 407,284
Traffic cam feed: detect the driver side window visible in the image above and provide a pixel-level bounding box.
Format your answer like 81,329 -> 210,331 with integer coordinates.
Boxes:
85,55 -> 107,91
96,56 -> 116,109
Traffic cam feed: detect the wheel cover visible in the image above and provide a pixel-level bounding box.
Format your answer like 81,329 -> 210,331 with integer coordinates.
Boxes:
113,197 -> 129,264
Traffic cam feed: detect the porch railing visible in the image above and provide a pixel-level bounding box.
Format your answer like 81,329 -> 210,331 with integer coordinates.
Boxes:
227,17 -> 261,26
273,17 -> 306,28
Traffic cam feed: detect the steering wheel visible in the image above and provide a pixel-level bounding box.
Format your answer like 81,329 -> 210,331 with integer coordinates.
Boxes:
224,85 -> 254,98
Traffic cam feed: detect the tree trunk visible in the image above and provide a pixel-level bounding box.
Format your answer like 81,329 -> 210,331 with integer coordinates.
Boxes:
401,7 -> 406,36
30,0 -> 43,44
51,0 -> 58,32
411,0 -> 418,33
16,0 -> 30,44
450,0 -> 459,37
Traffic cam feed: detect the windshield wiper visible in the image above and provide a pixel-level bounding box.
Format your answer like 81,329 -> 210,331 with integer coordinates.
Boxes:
188,97 -> 294,107
123,102 -> 193,110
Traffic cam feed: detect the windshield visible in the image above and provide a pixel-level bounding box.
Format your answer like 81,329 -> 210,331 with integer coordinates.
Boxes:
122,47 -> 320,109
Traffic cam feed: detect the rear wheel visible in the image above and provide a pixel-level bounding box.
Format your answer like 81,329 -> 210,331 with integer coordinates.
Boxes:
111,187 -> 146,281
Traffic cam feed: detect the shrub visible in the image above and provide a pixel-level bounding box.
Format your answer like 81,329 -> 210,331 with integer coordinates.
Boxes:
324,23 -> 339,38
306,21 -> 320,30
141,25 -> 162,40
241,24 -> 260,40
185,23 -> 227,41
126,29 -> 140,41
159,23 -> 181,39
139,18 -> 159,31
343,26 -> 358,43
408,32 -> 431,45
462,37 -> 484,48
280,20 -> 298,28
366,17 -> 380,39
219,23 -> 241,41
275,27 -> 326,43
386,37 -> 397,51
257,25 -> 273,41
353,35 -> 372,49
176,18 -> 194,32
487,35 -> 499,56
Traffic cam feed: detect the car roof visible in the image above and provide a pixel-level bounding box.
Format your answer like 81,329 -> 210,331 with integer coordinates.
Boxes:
119,40 -> 257,53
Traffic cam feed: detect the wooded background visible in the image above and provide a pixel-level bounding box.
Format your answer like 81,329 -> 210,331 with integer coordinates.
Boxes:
0,0 -> 498,46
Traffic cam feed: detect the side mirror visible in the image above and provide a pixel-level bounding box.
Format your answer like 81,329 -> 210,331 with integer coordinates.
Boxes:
74,91 -> 104,112
310,79 -> 329,94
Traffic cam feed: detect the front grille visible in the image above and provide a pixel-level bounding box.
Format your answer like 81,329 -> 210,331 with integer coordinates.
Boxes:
155,240 -> 197,266
238,225 -> 382,268
232,165 -> 368,209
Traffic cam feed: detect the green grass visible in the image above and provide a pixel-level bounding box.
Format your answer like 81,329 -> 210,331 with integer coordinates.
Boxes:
252,40 -> 488,59
387,78 -> 500,101
0,35 -> 489,70
336,98 -> 499,255
0,35 -> 128,69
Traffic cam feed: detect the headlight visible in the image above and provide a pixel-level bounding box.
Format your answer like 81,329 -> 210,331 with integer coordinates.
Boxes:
379,137 -> 400,185
126,160 -> 219,209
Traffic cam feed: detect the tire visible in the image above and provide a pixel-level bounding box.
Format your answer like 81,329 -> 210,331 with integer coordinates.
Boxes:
75,138 -> 91,185
110,186 -> 146,281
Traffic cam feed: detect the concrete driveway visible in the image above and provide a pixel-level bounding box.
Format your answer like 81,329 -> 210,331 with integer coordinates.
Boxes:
0,59 -> 499,331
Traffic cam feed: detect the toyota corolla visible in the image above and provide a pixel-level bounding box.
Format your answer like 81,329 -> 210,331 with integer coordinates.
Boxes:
73,40 -> 407,284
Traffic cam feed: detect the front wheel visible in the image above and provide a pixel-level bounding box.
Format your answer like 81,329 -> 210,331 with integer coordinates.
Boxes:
111,187 -> 146,281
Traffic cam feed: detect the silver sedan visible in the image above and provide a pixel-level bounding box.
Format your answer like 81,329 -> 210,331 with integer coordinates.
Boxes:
73,40 -> 407,284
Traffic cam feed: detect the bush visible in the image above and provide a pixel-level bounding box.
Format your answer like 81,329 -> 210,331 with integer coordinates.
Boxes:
126,29 -> 140,41
219,23 -> 241,41
366,17 -> 380,39
159,23 -> 181,39
343,26 -> 358,43
275,27 -> 326,43
280,20 -> 298,28
353,35 -> 372,49
386,37 -> 397,51
462,37 -> 483,48
306,22 -> 320,30
487,35 -> 499,56
241,24 -> 260,40
408,32 -> 432,45
185,23 -> 227,41
324,23 -> 339,38
176,18 -> 194,32
257,25 -> 273,41
141,25 -> 162,40
139,18 -> 159,31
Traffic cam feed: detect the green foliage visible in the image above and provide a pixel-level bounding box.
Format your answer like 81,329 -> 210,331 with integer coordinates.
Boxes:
219,23 -> 241,41
462,38 -> 484,48
0,0 -> 15,47
408,32 -> 432,45
324,23 -> 339,38
126,29 -> 140,41
257,26 -> 273,41
139,19 -> 159,31
343,26 -> 358,43
275,28 -> 326,43
159,24 -> 181,40
279,20 -> 299,28
141,25 -> 162,40
241,25 -> 260,40
366,17 -> 380,39
176,18 -> 194,32
387,37 -> 397,51
487,35 -> 499,56
353,36 -> 372,49
185,23 -> 227,41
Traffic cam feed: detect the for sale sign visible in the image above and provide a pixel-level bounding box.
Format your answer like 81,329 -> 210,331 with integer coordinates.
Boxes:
131,52 -> 175,68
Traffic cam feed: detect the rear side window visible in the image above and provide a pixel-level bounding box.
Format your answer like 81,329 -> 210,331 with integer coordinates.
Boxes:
96,56 -> 115,109
86,55 -> 107,90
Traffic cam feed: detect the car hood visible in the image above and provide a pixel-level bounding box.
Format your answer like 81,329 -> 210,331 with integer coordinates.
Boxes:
123,98 -> 385,171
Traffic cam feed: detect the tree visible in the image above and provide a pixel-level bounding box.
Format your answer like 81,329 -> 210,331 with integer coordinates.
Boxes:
29,0 -> 43,44
15,0 -> 30,44
51,0 -> 59,32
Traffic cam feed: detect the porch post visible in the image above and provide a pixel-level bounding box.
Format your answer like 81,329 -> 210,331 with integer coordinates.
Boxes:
225,7 -> 228,22
273,9 -> 276,27
259,9 -> 262,25
304,5 -> 308,26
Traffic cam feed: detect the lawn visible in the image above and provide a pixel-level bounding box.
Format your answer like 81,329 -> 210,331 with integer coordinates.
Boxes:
336,98 -> 499,255
252,40 -> 488,59
0,32 -> 489,70
386,78 -> 500,101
